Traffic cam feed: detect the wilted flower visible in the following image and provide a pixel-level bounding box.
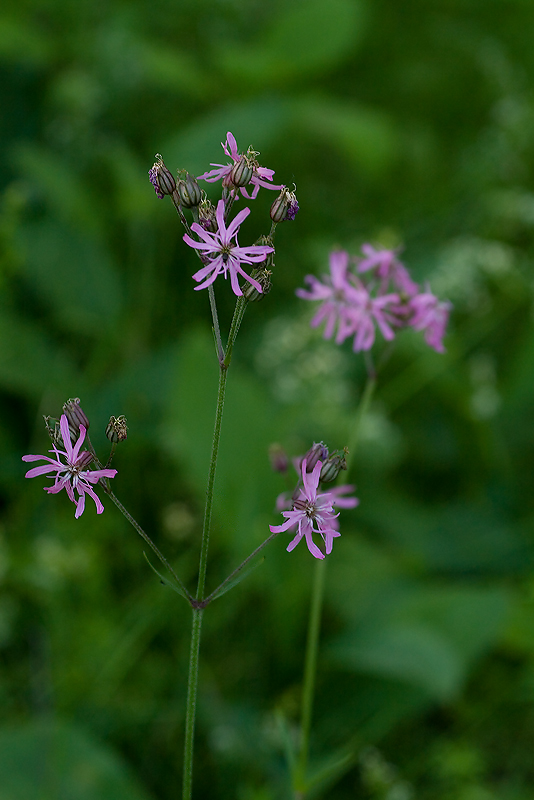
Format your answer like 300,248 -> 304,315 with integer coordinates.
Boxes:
270,187 -> 299,223
22,415 -> 117,518
106,415 -> 128,443
183,199 -> 274,296
148,154 -> 176,199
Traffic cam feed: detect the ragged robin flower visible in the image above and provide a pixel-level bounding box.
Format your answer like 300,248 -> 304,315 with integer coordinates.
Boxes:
183,199 -> 274,296
22,415 -> 117,518
270,457 -> 357,559
197,132 -> 282,199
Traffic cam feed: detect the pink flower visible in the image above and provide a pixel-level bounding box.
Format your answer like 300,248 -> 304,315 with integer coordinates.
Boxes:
358,244 -> 419,297
22,415 -> 117,518
275,483 -> 358,515
296,250 -> 357,342
297,251 -> 400,351
298,246 -> 452,353
342,284 -> 400,352
409,290 -> 452,353
270,459 -> 346,559
328,485 -> 359,509
183,199 -> 274,296
197,132 -> 282,199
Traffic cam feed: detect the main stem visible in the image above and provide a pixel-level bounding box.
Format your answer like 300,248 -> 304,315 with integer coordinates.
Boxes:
182,296 -> 246,800
182,364 -> 227,800
182,606 -> 203,800
196,367 -> 228,602
295,557 -> 327,795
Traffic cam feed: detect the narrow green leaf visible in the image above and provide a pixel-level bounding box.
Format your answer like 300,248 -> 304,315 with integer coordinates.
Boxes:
275,709 -> 297,779
142,552 -> 189,601
304,747 -> 355,797
208,555 -> 265,602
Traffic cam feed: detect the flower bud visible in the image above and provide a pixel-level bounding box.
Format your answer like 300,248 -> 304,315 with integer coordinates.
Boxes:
77,450 -> 94,469
269,443 -> 288,474
302,442 -> 329,472
243,269 -> 272,302
320,453 -> 347,483
148,155 -> 176,198
106,415 -> 128,443
63,398 -> 90,432
230,155 -> 254,188
175,173 -> 202,208
270,187 -> 299,223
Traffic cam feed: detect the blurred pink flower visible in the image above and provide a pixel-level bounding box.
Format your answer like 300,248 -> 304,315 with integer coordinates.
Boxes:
22,415 -> 117,518
298,246 -> 451,353
270,459 -> 345,559
342,285 -> 400,352
409,290 -> 452,353
297,251 -> 400,351
328,485 -> 359,509
296,250 -> 355,342
183,199 -> 274,296
358,244 -> 419,296
197,132 -> 282,199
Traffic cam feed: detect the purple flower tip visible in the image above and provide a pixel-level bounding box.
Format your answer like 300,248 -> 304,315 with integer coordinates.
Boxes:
149,166 -> 164,199
286,198 -> 299,220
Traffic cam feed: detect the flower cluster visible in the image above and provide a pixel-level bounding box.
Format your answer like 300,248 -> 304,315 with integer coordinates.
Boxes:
297,245 -> 452,353
270,443 -> 358,559
150,132 -> 297,297
22,414 -> 117,518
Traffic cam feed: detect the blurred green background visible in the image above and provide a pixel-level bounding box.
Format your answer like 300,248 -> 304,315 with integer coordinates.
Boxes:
2,0 -> 534,797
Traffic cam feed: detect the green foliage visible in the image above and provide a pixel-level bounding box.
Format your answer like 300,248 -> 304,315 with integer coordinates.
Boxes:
2,0 -> 534,798
0,718 -> 153,800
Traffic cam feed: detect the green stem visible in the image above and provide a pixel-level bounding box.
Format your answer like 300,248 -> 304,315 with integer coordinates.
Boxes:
345,375 -> 376,475
224,296 -> 247,367
295,557 -> 327,795
181,365 -> 226,800
208,284 -> 224,364
182,607 -> 204,800
195,364 -> 228,600
182,294 -> 247,797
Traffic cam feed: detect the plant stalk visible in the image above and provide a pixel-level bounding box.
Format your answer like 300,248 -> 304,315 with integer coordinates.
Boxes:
294,557 -> 327,795
182,607 -> 204,800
